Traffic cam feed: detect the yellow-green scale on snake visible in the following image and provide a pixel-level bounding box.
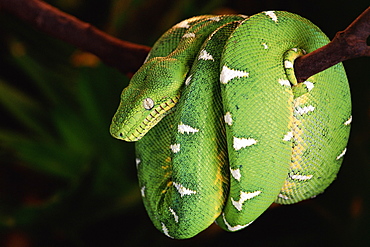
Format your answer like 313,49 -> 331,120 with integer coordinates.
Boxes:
110,11 -> 351,239
136,15 -> 248,239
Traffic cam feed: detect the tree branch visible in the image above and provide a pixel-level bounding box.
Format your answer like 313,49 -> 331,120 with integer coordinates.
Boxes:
0,0 -> 151,76
0,1 -> 368,80
294,7 -> 370,82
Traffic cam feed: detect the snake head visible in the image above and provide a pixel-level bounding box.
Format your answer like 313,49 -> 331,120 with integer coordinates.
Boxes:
110,57 -> 187,141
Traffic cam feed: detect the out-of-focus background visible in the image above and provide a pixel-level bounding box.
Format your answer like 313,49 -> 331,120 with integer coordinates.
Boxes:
0,0 -> 369,246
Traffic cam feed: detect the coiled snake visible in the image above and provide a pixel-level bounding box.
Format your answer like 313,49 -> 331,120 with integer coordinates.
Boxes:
110,11 -> 351,239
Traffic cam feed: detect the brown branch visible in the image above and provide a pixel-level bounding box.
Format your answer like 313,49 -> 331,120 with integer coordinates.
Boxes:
1,1 -> 368,80
0,0 -> 151,76
295,7 -> 370,82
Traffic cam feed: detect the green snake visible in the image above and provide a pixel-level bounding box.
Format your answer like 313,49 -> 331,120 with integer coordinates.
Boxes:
110,11 -> 352,239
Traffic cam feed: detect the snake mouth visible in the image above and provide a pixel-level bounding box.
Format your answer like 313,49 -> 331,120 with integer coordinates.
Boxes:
119,95 -> 180,142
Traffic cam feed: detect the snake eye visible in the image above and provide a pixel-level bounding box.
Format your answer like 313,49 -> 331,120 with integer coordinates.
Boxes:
143,98 -> 154,110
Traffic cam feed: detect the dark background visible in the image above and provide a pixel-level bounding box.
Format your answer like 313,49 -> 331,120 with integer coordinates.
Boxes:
0,0 -> 369,246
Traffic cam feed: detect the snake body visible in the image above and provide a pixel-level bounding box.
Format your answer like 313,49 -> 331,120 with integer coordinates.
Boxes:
110,11 -> 351,239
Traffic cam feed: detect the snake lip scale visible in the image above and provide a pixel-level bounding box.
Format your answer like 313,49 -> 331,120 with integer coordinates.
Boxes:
112,95 -> 180,141
110,11 -> 352,239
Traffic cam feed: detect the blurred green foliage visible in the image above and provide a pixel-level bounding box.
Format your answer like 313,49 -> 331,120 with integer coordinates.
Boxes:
0,0 -> 369,246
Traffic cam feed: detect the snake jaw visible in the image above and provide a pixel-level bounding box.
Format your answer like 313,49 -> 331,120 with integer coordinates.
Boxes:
112,95 -> 179,142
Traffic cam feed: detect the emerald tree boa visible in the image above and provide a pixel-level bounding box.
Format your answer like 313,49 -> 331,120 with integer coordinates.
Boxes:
110,11 -> 352,239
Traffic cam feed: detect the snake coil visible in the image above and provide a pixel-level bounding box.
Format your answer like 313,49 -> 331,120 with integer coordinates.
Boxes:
110,11 -> 351,239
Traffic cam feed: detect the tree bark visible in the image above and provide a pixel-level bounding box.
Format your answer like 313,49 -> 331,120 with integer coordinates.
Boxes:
0,0 -> 151,76
1,0 -> 369,79
294,7 -> 370,82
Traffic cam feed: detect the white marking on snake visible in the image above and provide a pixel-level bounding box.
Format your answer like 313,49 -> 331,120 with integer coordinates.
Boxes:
278,194 -> 290,200
292,48 -> 298,52
222,213 -> 253,231
344,115 -> 352,125
283,131 -> 293,141
143,52 -> 151,63
290,174 -> 313,181
230,168 -> 241,181
135,158 -> 141,168
175,20 -> 190,29
264,11 -> 278,22
182,32 -> 195,38
178,123 -> 199,134
198,49 -> 214,61
143,98 -> 154,110
336,148 -> 347,160
170,144 -> 181,153
224,112 -> 233,126
208,16 -> 221,21
284,60 -> 294,69
173,182 -> 197,197
262,42 -> 268,49
220,65 -> 249,84
303,81 -> 314,91
169,207 -> 179,223
233,137 -> 257,150
141,186 -> 145,197
231,191 -> 261,211
278,79 -> 291,87
161,222 -> 173,238
295,105 -> 315,115
185,75 -> 192,86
